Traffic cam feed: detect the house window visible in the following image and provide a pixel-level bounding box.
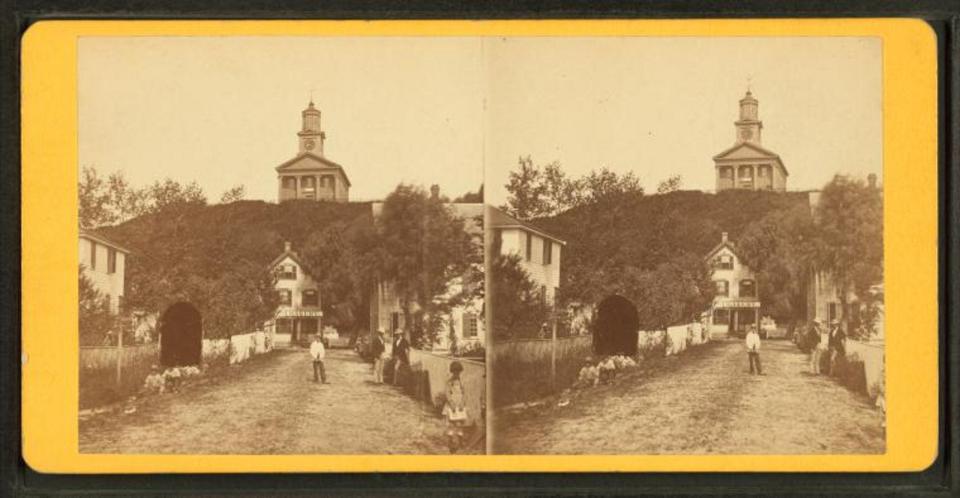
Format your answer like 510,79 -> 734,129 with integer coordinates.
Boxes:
282,177 -> 297,189
462,312 -> 478,338
739,279 -> 756,297
278,289 -> 292,306
278,264 -> 297,280
713,309 -> 730,325
302,289 -> 319,306
720,167 -> 733,179
107,248 -> 117,274
322,175 -> 335,188
525,232 -> 533,261
715,280 -> 729,297
301,177 -> 315,189
543,239 -> 552,265
715,254 -> 733,270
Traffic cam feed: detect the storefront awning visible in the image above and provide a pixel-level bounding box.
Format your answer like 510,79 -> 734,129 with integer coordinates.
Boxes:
712,299 -> 760,309
275,309 -> 324,318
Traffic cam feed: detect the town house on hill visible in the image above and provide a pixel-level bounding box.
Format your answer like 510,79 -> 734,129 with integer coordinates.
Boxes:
705,232 -> 760,338
269,241 -> 323,345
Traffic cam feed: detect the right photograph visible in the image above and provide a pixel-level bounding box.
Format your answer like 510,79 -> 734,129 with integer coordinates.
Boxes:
485,37 -> 885,455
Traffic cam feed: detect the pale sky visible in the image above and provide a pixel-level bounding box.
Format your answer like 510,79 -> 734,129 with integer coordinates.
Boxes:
79,36 -> 881,205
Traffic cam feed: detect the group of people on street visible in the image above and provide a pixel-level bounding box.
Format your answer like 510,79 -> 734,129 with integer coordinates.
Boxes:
370,328 -> 410,385
808,318 -> 846,376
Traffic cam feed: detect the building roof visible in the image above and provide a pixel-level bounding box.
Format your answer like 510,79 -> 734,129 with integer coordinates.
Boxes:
712,141 -> 790,177
487,206 -> 566,245
275,152 -> 352,187
704,233 -> 744,263
267,244 -> 316,279
79,228 -> 132,254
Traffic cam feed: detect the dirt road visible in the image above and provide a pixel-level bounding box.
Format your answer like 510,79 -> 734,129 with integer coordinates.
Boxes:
80,349 -> 457,454
494,340 -> 885,454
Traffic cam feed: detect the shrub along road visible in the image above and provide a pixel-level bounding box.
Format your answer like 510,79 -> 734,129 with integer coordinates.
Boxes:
80,348 -> 455,454
494,339 -> 885,454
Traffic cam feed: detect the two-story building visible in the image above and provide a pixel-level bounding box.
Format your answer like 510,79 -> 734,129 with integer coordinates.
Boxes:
487,206 -> 565,307
369,189 -> 485,352
268,241 -> 323,345
705,232 -> 760,338
79,228 -> 130,313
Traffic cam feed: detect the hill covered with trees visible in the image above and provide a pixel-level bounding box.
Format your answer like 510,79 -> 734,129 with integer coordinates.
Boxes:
99,200 -> 374,340
532,189 -> 812,331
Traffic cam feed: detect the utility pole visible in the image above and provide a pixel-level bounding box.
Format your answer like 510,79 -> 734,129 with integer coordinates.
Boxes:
115,322 -> 123,388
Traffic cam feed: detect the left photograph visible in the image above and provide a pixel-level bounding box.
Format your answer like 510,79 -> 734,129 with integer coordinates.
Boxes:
76,37 -> 486,454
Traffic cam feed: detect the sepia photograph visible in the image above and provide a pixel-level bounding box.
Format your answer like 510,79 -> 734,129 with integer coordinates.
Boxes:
76,37 -> 486,455
70,33 -> 888,458
486,37 -> 886,455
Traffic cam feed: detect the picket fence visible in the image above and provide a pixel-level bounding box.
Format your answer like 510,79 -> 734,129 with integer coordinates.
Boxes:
492,323 -> 706,407
80,330 -> 274,408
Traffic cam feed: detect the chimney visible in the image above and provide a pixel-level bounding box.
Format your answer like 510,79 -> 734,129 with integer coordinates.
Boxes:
430,184 -> 440,200
721,232 -> 728,244
867,173 -> 877,189
284,241 -> 292,253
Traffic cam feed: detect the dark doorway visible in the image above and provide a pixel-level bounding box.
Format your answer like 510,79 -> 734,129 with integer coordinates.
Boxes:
593,295 -> 639,356
159,302 -> 202,367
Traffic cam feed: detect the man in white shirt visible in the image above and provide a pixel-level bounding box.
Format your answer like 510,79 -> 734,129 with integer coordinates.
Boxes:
745,326 -> 763,375
310,334 -> 327,383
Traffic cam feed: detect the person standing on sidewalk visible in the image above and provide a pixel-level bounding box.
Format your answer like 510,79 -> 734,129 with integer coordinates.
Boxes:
371,329 -> 387,384
809,320 -> 827,374
745,325 -> 763,375
392,328 -> 410,387
827,318 -> 846,376
310,334 -> 327,384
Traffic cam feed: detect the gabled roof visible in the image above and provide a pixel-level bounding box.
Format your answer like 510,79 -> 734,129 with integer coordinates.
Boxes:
704,240 -> 743,263
487,206 -> 566,245
713,141 -> 790,177
275,152 -> 352,187
79,228 -> 132,254
267,249 -> 315,279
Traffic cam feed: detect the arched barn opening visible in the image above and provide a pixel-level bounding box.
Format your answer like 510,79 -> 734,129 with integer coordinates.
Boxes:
593,295 -> 639,356
159,302 -> 202,367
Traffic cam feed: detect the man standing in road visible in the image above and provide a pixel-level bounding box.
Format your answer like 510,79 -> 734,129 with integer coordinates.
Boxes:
745,325 -> 763,375
392,328 -> 411,387
372,329 -> 387,384
310,334 -> 327,384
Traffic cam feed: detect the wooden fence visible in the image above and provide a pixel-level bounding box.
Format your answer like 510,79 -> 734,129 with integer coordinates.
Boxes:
79,343 -> 159,409
490,335 -> 593,407
80,330 -> 275,409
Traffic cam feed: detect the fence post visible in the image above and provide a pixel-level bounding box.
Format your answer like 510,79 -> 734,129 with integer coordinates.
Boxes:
115,326 -> 123,387
551,318 -> 558,390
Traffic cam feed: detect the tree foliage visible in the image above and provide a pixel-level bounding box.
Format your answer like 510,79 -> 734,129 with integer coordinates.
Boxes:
657,174 -> 683,194
503,156 -> 644,219
809,175 -> 884,335
490,253 -> 550,340
373,185 -> 480,347
219,185 -> 246,203
79,166 -> 208,229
